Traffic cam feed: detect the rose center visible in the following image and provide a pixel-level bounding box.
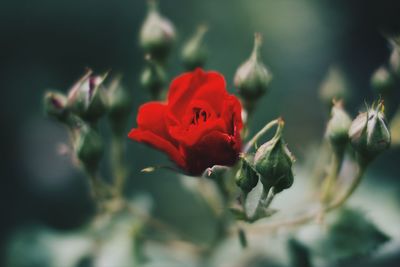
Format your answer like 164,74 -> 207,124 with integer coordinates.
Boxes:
191,107 -> 210,125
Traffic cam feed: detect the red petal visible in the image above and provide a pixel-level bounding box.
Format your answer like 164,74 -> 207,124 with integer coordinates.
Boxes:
169,118 -> 227,146
136,102 -> 169,136
191,73 -> 227,115
167,68 -> 228,120
128,129 -> 185,169
129,102 -> 185,168
221,95 -> 243,136
182,131 -> 241,175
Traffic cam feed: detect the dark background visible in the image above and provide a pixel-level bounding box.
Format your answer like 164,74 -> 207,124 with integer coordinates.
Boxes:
1,0 -> 400,264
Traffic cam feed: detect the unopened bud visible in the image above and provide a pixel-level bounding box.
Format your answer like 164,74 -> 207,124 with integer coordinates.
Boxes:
389,45 -> 400,77
349,101 -> 391,163
74,122 -> 104,172
43,91 -> 68,122
254,120 -> 295,194
235,155 -> 259,194
140,55 -> 167,100
107,76 -> 133,135
390,108 -> 400,147
67,70 -> 108,123
319,66 -> 351,106
325,100 -> 352,151
181,25 -> 208,70
370,66 -> 395,96
139,0 -> 176,62
234,33 -> 272,112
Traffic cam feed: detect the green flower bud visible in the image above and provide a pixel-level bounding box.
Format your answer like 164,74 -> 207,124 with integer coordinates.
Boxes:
389,45 -> 400,77
139,0 -> 176,62
235,155 -> 259,194
140,55 -> 167,100
67,70 -> 108,123
254,121 -> 295,194
349,101 -> 391,163
43,91 -> 68,122
107,76 -> 133,135
325,100 -> 352,150
370,66 -> 395,96
319,66 -> 351,106
390,108 -> 400,147
234,33 -> 272,112
74,122 -> 104,173
181,25 -> 208,70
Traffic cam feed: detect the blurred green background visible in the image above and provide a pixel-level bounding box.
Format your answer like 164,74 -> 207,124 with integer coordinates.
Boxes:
1,0 -> 400,265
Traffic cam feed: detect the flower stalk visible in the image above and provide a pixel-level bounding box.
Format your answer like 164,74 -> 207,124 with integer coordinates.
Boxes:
243,118 -> 280,153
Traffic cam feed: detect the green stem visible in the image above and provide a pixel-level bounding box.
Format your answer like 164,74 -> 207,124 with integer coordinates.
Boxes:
261,187 -> 276,209
326,164 -> 365,211
238,227 -> 248,249
85,169 -> 106,208
111,134 -> 127,197
244,119 -> 280,153
246,163 -> 367,233
320,149 -> 344,204
310,140 -> 330,188
255,187 -> 275,214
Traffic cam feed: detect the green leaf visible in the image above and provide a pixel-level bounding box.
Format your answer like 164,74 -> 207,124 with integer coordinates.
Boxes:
318,207 -> 390,262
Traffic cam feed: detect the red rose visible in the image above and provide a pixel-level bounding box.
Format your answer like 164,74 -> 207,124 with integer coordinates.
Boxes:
128,68 -> 243,175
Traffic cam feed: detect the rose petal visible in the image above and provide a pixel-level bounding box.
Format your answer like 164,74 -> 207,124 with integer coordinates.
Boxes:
167,68 -> 228,120
221,95 -> 243,136
182,130 -> 241,175
136,102 -> 173,141
168,99 -> 228,146
191,72 -> 227,115
129,102 -> 185,168
128,129 -> 185,169
169,118 -> 227,146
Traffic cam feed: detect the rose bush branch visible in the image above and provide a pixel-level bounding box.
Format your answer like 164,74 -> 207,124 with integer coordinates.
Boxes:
320,100 -> 351,203
243,118 -> 280,153
242,100 -> 391,234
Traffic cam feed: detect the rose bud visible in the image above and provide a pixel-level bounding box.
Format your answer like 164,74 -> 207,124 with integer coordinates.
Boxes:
107,76 -> 133,135
370,66 -> 395,96
254,120 -> 295,194
389,45 -> 400,77
67,70 -> 108,123
129,68 -> 243,176
181,25 -> 208,71
139,0 -> 176,63
319,66 -> 351,107
235,155 -> 259,195
140,55 -> 168,100
325,100 -> 352,152
234,33 -> 272,113
43,91 -> 68,122
349,101 -> 391,164
74,122 -> 104,173
390,108 -> 400,147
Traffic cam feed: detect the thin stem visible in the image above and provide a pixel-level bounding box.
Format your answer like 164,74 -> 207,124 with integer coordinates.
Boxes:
244,163 -> 366,233
238,227 -> 248,249
85,169 -> 109,209
244,119 -> 280,153
326,164 -> 365,211
111,134 -> 127,197
251,32 -> 263,61
310,140 -> 330,189
261,187 -> 276,209
320,150 -> 344,203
